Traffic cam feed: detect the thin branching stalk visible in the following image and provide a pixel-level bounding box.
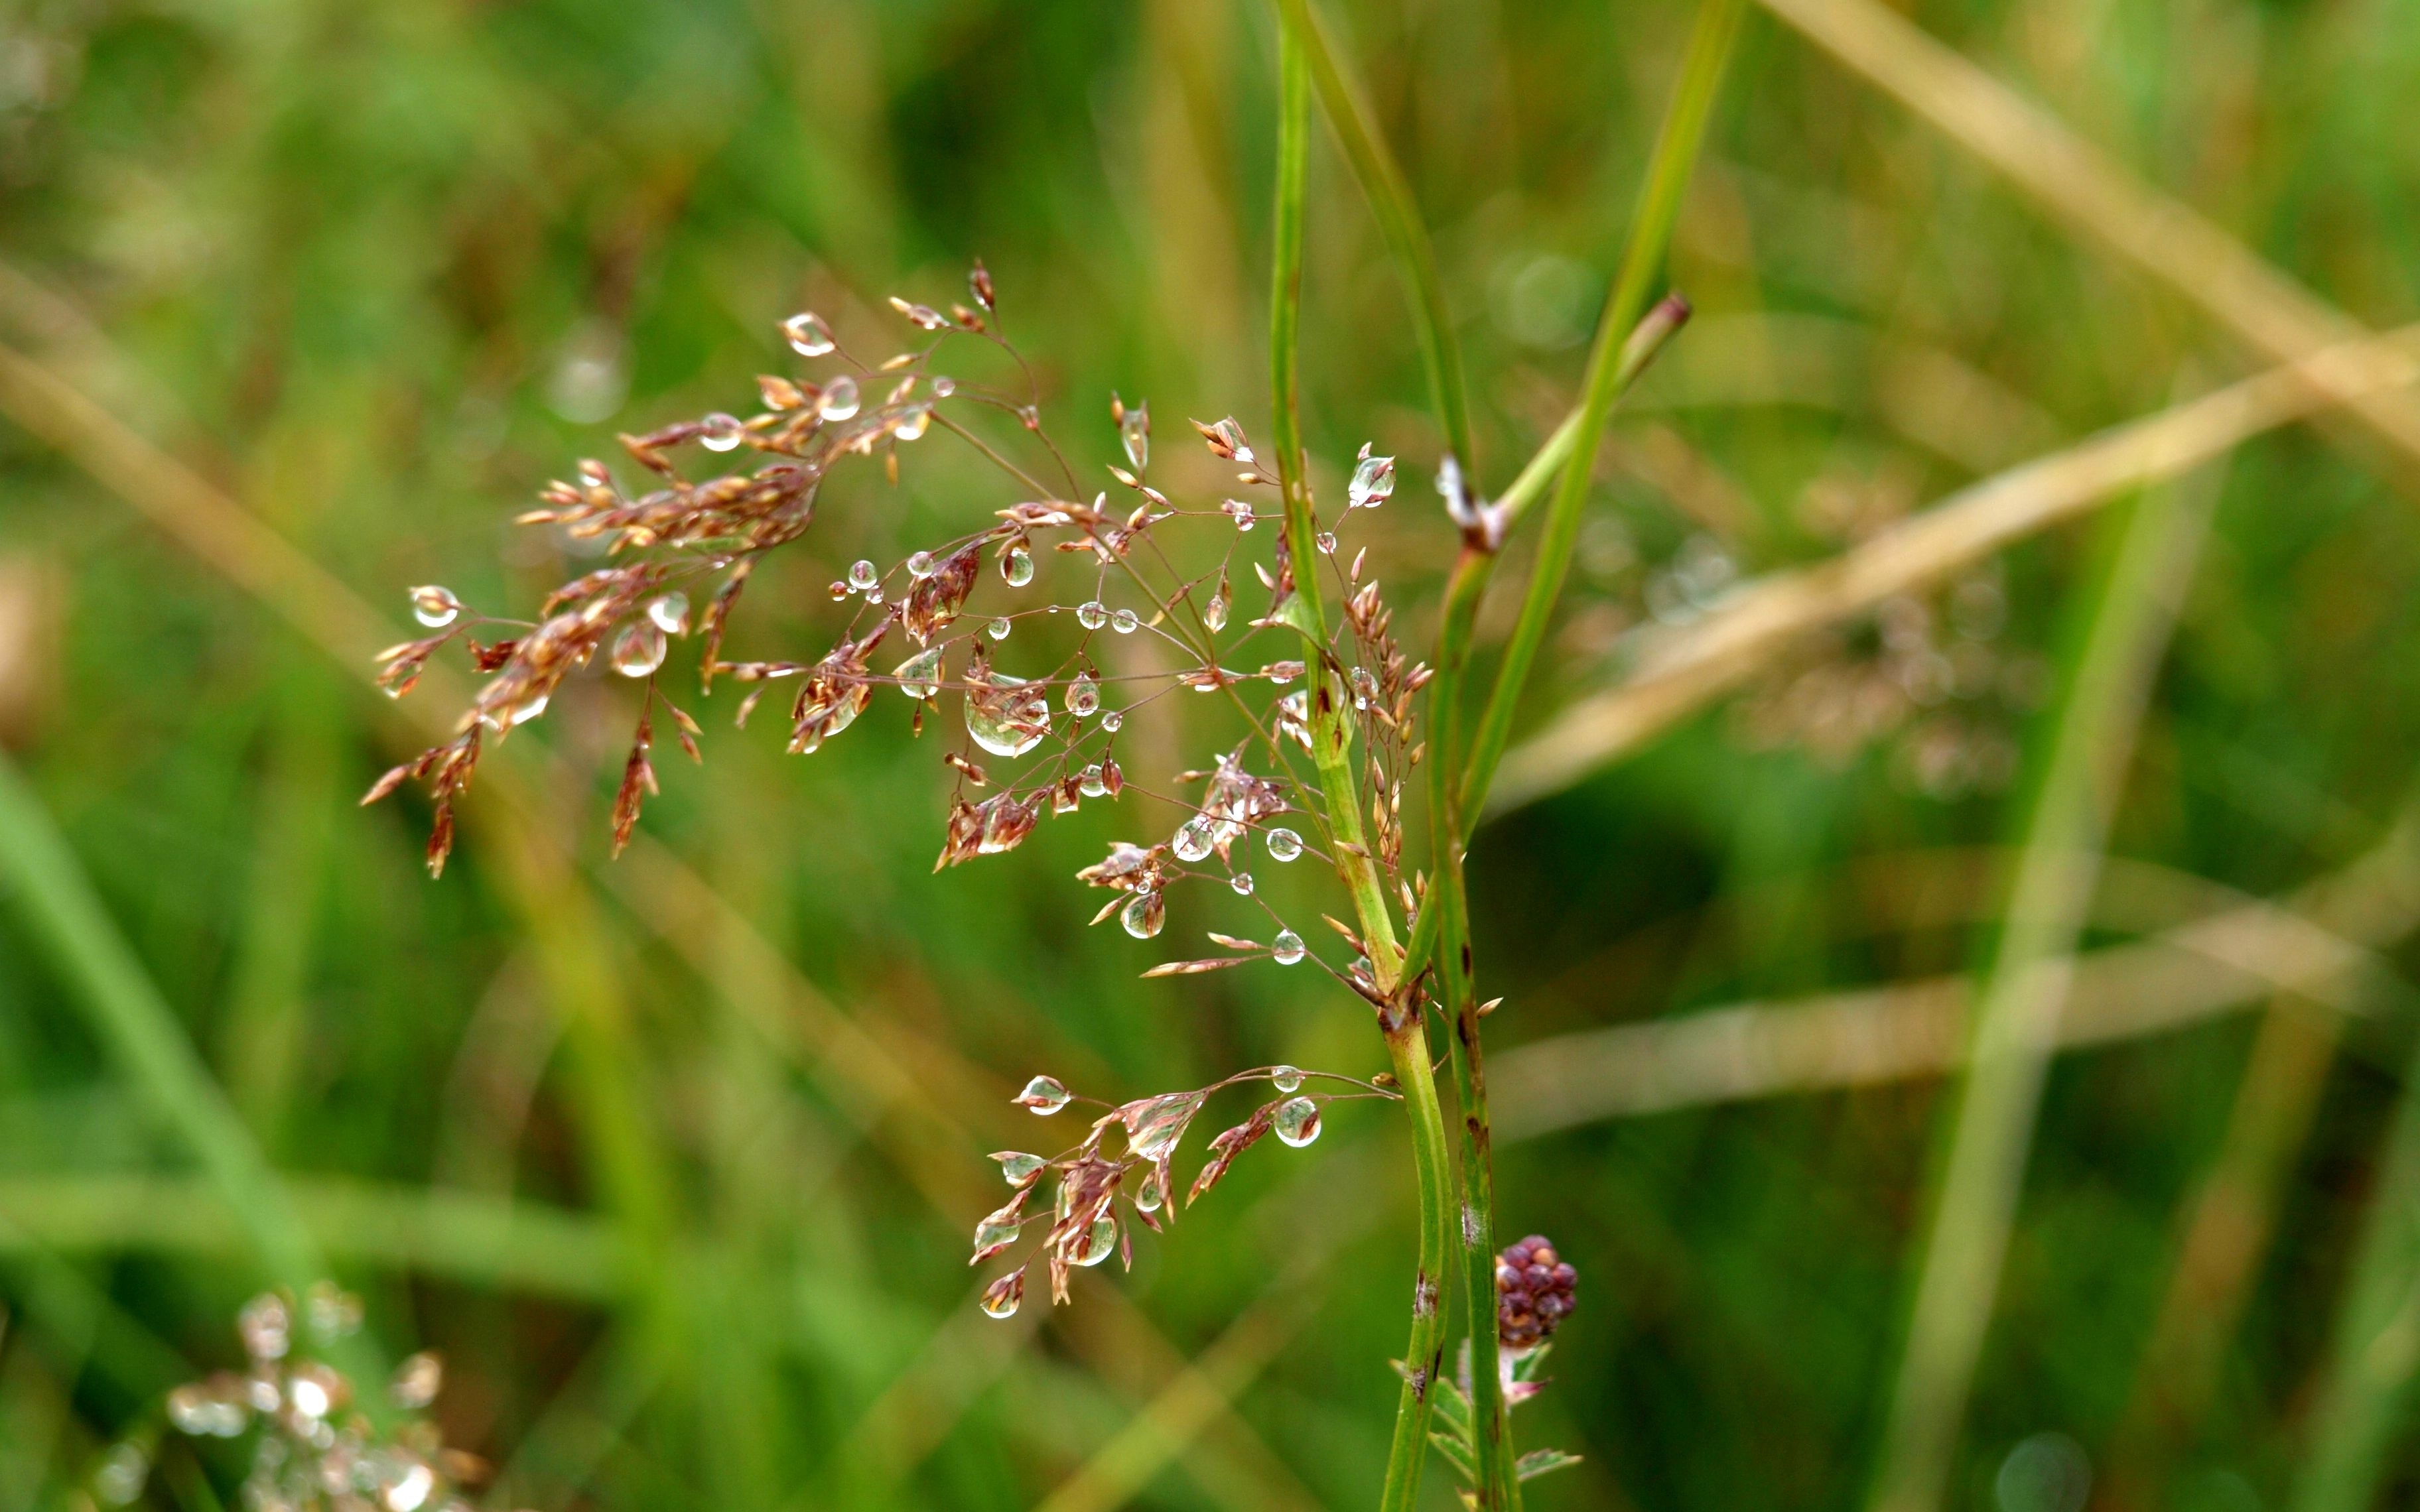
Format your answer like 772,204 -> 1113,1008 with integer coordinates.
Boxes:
1868,462 -> 2218,1512
1460,0 -> 1749,814
1267,25 -> 1452,1511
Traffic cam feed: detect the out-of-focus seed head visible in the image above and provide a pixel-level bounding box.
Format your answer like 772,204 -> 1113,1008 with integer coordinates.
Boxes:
1496,1233 -> 1578,1351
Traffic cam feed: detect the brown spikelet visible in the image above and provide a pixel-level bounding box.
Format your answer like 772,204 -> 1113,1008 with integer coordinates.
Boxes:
610,714 -> 657,859
1140,956 -> 1252,978
425,800 -> 456,879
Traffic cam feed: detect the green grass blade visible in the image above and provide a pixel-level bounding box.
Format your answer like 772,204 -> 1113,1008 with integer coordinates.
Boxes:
1867,462 -> 2220,1512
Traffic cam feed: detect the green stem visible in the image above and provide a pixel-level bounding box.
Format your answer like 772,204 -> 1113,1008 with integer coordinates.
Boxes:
1269,23 -> 1447,1512
1459,0 -> 1747,815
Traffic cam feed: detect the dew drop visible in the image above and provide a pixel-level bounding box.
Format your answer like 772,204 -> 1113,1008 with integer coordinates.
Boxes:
647,592 -> 690,635
1079,763 -> 1107,798
932,375 -> 957,397
1065,672 -> 1100,716
1348,450 -> 1396,509
1272,1064 -> 1305,1093
1119,400 -> 1150,472
829,581 -> 849,601
819,375 -> 861,421
410,585 -> 462,629
966,671 -> 1051,756
1134,1166 -> 1166,1213
1172,816 -> 1215,863
988,616 -> 1012,640
907,550 -> 935,579
1272,928 -> 1306,965
972,1216 -> 1020,1253
1274,1096 -> 1322,1147
1111,607 -> 1139,635
1077,599 -> 1109,630
1205,572 -> 1232,633
848,559 -> 879,592
1265,827 -> 1304,862
1016,1075 -> 1072,1113
1223,499 -> 1255,532
699,412 -> 744,452
1002,539 -> 1034,586
993,1151 -> 1047,1184
894,645 -> 943,699
1075,1215 -> 1118,1267
1122,891 -> 1165,940
1231,871 -> 1254,896
1352,666 -> 1379,710
979,1270 -> 1024,1319
611,621 -> 667,678
1317,531 -> 1338,554
895,402 -> 932,441
783,311 -> 836,357
507,692 -> 550,726
1101,709 -> 1124,733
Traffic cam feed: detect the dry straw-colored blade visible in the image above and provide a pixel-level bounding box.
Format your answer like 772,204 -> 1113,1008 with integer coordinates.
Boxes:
1491,327 -> 2420,813
1755,0 -> 2420,475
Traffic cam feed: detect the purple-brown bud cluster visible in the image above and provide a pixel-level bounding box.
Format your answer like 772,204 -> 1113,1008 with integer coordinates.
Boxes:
1496,1233 -> 1577,1351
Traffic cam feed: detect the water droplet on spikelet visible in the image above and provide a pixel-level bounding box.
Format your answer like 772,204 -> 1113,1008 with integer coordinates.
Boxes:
966,671 -> 1051,756
1066,672 -> 1099,716
1223,499 -> 1254,532
1101,709 -> 1124,733
1003,540 -> 1034,586
979,1269 -> 1024,1318
410,586 -> 462,628
907,550 -> 935,579
1075,1215 -> 1118,1267
994,1151 -> 1047,1184
1016,1075 -> 1071,1113
1077,599 -> 1109,630
700,412 -> 744,451
1274,1096 -> 1322,1146
848,560 -> 879,592
612,621 -> 667,678
1119,400 -> 1150,472
1348,450 -> 1396,509
1122,891 -> 1165,939
1316,531 -> 1338,554
1265,828 -> 1303,862
988,616 -> 1012,639
1272,1065 -> 1304,1092
1205,572 -> 1231,633
819,375 -> 861,421
1079,764 -> 1107,798
1272,929 -> 1306,964
895,402 -> 932,441
647,592 -> 690,635
1231,871 -> 1254,896
894,646 -> 943,699
1173,817 -> 1214,862
1135,1166 -> 1166,1212
783,311 -> 836,356
1112,607 -> 1138,634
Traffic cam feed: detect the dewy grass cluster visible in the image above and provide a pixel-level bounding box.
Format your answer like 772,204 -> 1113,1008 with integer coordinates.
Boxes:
361,0 -> 1743,1499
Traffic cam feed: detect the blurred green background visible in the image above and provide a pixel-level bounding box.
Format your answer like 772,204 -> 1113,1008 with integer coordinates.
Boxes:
3,0 -> 2419,1507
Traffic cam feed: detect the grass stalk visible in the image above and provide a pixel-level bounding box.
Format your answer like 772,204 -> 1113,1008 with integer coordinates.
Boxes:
2290,1021 -> 2420,1510
1867,462 -> 2218,1512
1460,0 -> 1747,816
1267,23 -> 1449,1509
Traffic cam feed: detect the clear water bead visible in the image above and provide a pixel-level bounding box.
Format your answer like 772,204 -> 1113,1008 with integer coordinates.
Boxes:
1119,401 -> 1149,472
409,585 -> 462,628
699,412 -> 744,451
1065,672 -> 1100,716
819,375 -> 861,421
993,1151 -> 1047,1184
1110,607 -> 1139,634
1348,450 -> 1396,509
894,646 -> 943,699
1274,1096 -> 1323,1147
848,559 -> 879,592
829,581 -> 849,601
611,621 -> 667,678
988,616 -> 1012,640
979,1271 -> 1024,1319
1271,1065 -> 1305,1093
895,403 -> 932,441
1016,1074 -> 1072,1113
1079,764 -> 1107,798
1231,871 -> 1254,896
906,550 -> 935,579
647,592 -> 690,635
965,672 -> 1050,756
1075,1215 -> 1118,1267
932,375 -> 957,397
1317,531 -> 1338,554
783,311 -> 836,356
1134,1166 -> 1165,1212
1121,891 -> 1165,939
1205,573 -> 1232,633
1003,540 -> 1034,586
1272,928 -> 1306,965
1076,599 -> 1109,630
1223,499 -> 1254,531
1265,827 -> 1304,862
1172,817 -> 1215,862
